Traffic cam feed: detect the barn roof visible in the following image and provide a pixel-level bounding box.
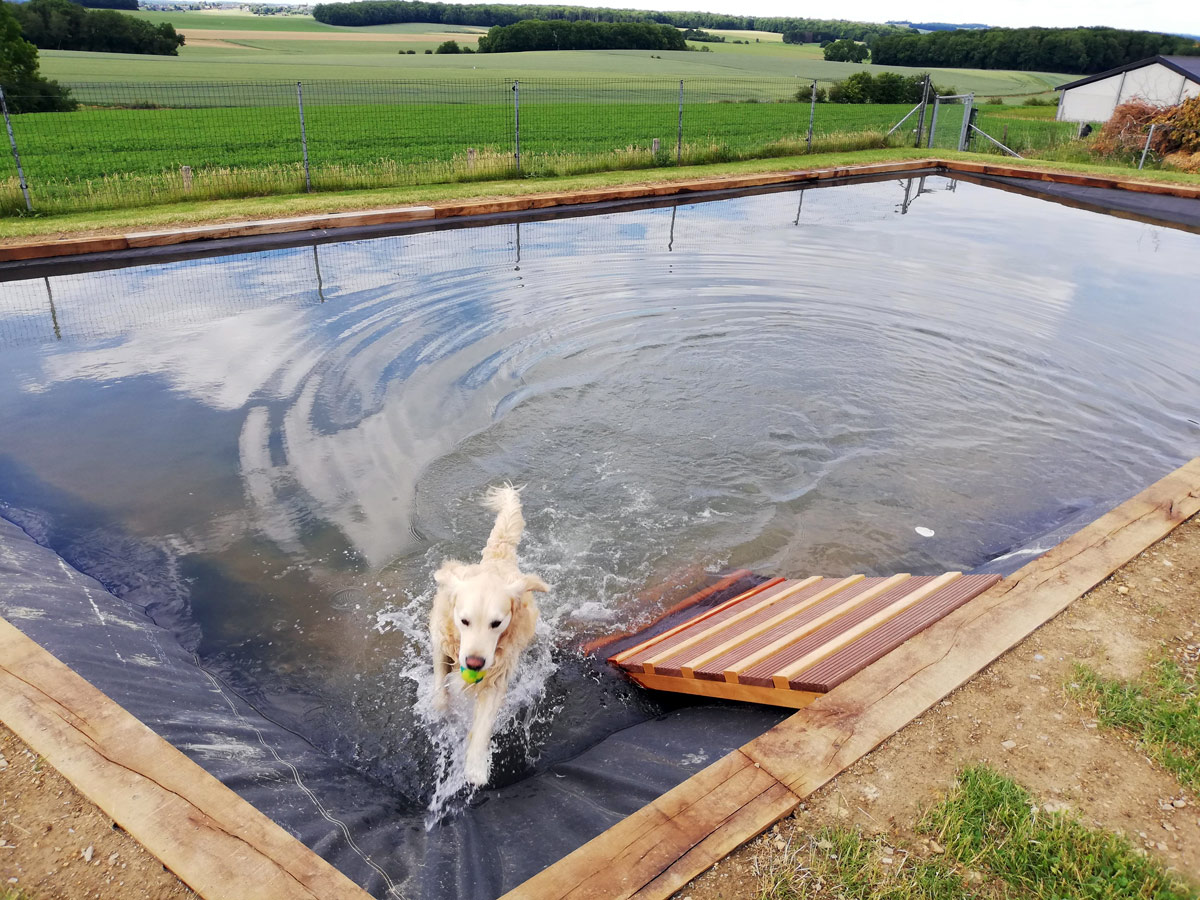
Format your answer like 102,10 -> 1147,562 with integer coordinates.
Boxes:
1056,55 -> 1200,91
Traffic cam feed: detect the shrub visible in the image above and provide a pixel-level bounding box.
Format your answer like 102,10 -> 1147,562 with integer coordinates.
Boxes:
435,39 -> 461,53
1091,99 -> 1170,158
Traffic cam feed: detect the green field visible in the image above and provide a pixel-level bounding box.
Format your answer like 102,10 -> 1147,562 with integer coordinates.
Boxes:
35,14 -> 1071,101
0,89 -> 916,214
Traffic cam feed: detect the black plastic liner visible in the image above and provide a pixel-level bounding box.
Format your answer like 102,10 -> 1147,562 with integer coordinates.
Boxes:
0,511 -> 789,898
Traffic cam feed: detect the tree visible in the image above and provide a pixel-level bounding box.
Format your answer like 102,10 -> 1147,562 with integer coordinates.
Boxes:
823,37 -> 868,62
0,1 -> 75,112
12,0 -> 184,55
435,38 -> 461,52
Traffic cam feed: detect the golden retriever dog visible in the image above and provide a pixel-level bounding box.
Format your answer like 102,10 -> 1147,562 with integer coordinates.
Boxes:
429,485 -> 548,786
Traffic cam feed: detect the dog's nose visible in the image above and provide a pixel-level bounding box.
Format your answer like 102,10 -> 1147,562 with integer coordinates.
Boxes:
464,655 -> 486,671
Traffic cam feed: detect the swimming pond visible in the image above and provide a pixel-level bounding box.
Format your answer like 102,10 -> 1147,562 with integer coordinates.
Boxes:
1,175 -> 1198,897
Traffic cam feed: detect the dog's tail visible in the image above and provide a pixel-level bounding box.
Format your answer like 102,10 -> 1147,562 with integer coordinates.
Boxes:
481,483 -> 525,563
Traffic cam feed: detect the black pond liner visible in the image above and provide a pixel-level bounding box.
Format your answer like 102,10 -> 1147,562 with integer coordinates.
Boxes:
2,172 -> 1199,898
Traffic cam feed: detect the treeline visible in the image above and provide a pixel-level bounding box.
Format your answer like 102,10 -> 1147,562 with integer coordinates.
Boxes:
477,19 -> 686,52
0,0 -> 75,112
311,1 -> 913,44
74,0 -> 139,9
11,0 -> 183,54
872,26 -> 1199,74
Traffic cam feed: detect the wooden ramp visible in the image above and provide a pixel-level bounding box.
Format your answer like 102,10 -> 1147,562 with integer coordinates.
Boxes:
609,571 -> 1001,708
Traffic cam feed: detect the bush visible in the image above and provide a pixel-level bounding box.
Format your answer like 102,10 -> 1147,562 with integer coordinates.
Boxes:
1022,96 -> 1054,106
435,39 -> 461,53
794,84 -> 827,103
825,71 -> 936,104
1091,99 -> 1169,158
823,37 -> 868,62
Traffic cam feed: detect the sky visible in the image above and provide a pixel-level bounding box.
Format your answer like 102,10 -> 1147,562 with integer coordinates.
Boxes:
411,0 -> 1198,35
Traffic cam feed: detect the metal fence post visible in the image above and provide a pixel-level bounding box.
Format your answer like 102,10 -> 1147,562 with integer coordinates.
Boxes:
1138,123 -> 1157,170
914,75 -> 930,148
957,93 -> 974,152
676,80 -> 684,165
926,95 -> 941,149
0,86 -> 33,213
296,81 -> 311,193
807,80 -> 816,152
513,80 -> 521,173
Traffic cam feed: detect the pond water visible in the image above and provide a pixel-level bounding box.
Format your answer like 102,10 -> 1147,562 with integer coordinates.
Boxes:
1,175 -> 1198,895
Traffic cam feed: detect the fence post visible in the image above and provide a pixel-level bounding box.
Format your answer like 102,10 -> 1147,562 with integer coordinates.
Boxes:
1138,123 -> 1156,170
676,80 -> 684,165
807,80 -> 816,152
957,93 -> 974,152
513,80 -> 521,173
296,81 -> 311,193
926,95 -> 940,149
0,86 -> 33,213
914,75 -> 930,148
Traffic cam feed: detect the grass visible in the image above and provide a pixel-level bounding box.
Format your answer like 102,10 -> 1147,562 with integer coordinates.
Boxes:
0,97 -> 912,215
755,766 -> 1196,900
1068,653 -> 1200,792
4,147 -> 1200,242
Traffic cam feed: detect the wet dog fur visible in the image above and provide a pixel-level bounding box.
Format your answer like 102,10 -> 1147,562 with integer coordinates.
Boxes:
429,485 -> 548,785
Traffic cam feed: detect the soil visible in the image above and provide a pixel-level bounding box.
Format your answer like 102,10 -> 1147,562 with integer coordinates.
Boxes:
676,513 -> 1200,900
176,28 -> 479,41
1,515 -> 1197,900
0,723 -> 194,900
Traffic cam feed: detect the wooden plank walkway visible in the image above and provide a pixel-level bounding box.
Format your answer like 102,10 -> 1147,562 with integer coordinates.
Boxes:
504,456 -> 1200,900
0,617 -> 373,900
610,572 -> 1000,707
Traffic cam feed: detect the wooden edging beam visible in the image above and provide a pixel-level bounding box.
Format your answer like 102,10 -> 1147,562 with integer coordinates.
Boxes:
503,456 -> 1200,900
2,159 -> 1197,264
0,617 -> 373,900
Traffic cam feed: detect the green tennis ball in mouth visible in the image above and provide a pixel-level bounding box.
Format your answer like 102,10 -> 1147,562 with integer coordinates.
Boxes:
460,666 -> 485,684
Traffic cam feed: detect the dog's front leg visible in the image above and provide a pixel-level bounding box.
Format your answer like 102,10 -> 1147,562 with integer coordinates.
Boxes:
464,685 -> 505,786
431,650 -> 452,713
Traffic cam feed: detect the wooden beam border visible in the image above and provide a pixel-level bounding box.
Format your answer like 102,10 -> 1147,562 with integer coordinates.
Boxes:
2,158 -> 1198,264
0,616 -> 374,900
502,456 -> 1200,900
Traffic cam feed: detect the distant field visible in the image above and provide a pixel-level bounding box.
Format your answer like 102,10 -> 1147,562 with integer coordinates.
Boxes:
39,45 -> 1070,100
33,12 -> 1070,97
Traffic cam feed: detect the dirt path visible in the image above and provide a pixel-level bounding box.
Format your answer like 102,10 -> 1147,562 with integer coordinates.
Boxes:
177,29 -> 480,42
676,513 -> 1200,899
0,723 -> 194,899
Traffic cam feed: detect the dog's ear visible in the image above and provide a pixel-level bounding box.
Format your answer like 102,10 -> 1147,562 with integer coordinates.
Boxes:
434,560 -> 469,590
509,573 -> 549,596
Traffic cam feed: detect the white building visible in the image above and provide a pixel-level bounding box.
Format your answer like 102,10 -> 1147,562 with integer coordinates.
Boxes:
1056,56 -> 1200,123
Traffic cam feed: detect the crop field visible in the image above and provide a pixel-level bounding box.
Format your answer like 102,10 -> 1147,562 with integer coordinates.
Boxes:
35,15 -> 1072,100
0,88 -> 914,214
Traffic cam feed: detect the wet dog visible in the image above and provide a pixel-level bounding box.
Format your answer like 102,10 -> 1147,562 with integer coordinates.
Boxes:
429,485 -> 548,785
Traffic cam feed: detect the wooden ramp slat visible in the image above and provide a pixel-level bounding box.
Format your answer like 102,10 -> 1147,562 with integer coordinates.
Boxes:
730,575 -> 940,685
676,575 -> 867,678
618,577 -> 817,671
615,571 -> 1000,706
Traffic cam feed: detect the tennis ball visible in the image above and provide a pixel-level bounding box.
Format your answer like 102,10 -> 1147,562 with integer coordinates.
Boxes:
460,666 -> 485,684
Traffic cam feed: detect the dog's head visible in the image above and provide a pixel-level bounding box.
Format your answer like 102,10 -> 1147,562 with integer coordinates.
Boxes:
435,560 -> 548,676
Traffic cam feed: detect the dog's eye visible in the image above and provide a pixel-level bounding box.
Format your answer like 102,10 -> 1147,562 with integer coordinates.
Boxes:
460,618 -> 470,627
489,620 -> 502,629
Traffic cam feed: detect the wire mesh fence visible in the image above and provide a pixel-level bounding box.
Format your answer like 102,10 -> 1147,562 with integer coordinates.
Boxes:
0,77 -> 1089,217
